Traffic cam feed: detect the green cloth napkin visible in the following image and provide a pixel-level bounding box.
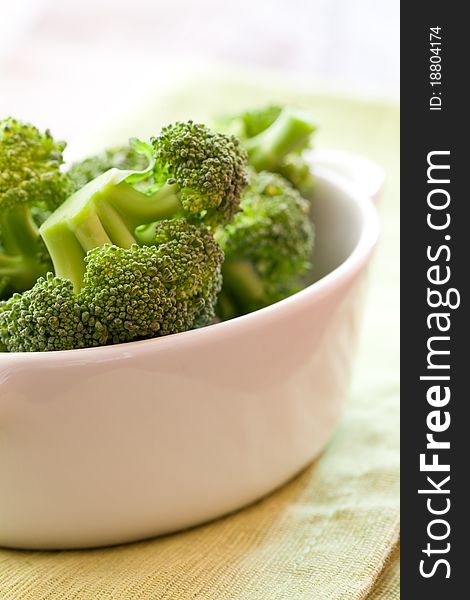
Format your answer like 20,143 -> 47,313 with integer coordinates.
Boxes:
0,71 -> 399,599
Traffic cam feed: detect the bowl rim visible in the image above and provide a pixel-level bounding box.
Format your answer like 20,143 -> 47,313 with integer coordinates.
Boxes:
0,165 -> 380,364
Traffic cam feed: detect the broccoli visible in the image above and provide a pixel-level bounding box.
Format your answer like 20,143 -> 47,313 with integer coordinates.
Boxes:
0,220 -> 223,352
0,121 -> 246,352
41,123 -> 247,291
67,144 -> 149,191
0,118 -> 71,298
215,171 -> 314,319
218,105 -> 316,196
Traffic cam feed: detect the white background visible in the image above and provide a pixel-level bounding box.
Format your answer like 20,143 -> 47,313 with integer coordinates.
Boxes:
0,0 -> 399,141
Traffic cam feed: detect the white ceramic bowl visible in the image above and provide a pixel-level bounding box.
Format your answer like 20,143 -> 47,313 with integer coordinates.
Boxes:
0,152 -> 382,549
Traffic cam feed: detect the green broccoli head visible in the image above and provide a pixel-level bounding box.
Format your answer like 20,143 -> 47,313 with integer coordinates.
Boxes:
217,106 -> 316,196
0,117 -> 67,212
79,244 -> 170,345
136,219 -> 224,332
0,220 -> 223,352
276,153 -> 315,197
151,121 -> 248,226
215,171 -> 314,318
67,144 -> 149,192
81,220 -> 223,343
0,118 -> 71,298
0,274 -> 93,352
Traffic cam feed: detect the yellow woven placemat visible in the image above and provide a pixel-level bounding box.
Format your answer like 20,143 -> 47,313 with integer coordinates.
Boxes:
0,73 -> 400,599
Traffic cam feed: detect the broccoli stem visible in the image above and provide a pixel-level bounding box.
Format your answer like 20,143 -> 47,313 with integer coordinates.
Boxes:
0,206 -> 50,293
244,108 -> 315,171
40,173 -> 183,291
40,226 -> 88,292
221,260 -> 266,314
1,205 -> 40,258
133,222 -> 161,245
105,181 -> 182,229
0,254 -> 47,296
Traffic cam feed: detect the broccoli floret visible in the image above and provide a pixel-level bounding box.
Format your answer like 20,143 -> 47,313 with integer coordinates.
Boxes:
0,220 -> 223,352
81,221 -> 223,343
0,118 -> 71,298
152,121 -> 247,225
0,120 -> 242,352
277,153 -> 316,198
215,171 -> 314,319
218,106 -> 316,196
68,144 -> 149,191
40,123 -> 247,291
0,274 -> 96,352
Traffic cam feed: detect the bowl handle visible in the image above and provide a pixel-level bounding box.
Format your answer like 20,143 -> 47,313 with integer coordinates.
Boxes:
309,149 -> 385,203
